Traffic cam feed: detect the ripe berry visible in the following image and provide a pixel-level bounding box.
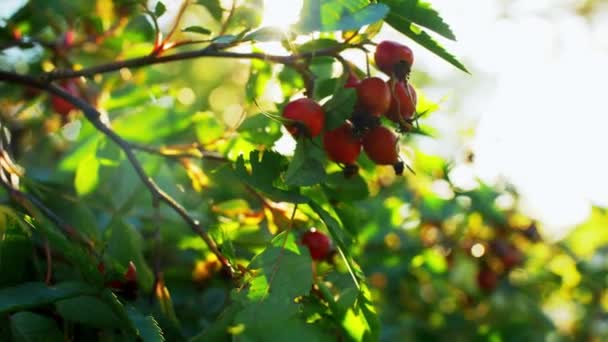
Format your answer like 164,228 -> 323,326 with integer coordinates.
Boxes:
323,122 -> 361,165
386,80 -> 417,123
362,126 -> 399,165
301,229 -> 331,261
477,267 -> 498,292
124,261 -> 137,282
356,77 -> 391,117
97,262 -> 106,274
374,40 -> 414,78
282,98 -> 325,138
51,80 -> 80,116
344,73 -> 360,89
63,30 -> 75,49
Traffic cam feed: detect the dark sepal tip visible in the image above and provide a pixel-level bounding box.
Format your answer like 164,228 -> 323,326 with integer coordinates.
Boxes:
393,161 -> 405,176
343,164 -> 359,178
393,61 -> 411,81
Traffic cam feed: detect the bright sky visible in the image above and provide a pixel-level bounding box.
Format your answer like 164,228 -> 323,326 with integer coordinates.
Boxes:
419,0 -> 608,240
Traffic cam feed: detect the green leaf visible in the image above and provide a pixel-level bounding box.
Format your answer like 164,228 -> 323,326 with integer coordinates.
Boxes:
322,87 -> 357,130
212,34 -> 237,45
308,201 -> 363,288
182,26 -> 212,35
198,0 -> 223,20
0,282 -> 97,314
244,27 -> 289,42
0,228 -> 32,287
10,311 -> 63,342
74,153 -> 99,196
323,172 -> 369,202
106,219 -> 154,291
194,111 -> 224,145
384,20 -> 468,73
56,296 -> 123,329
126,306 -> 165,342
247,231 -> 313,300
234,151 -> 308,203
381,0 -> 456,40
284,140 -> 327,187
154,1 -> 166,17
295,1 -> 389,33
237,114 -> 282,146
296,38 -> 342,54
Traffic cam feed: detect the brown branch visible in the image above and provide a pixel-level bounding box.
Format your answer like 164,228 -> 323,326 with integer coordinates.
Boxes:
0,70 -> 236,276
43,45 -> 351,81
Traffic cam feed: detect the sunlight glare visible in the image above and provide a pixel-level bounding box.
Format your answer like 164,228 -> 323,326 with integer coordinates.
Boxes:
262,0 -> 303,29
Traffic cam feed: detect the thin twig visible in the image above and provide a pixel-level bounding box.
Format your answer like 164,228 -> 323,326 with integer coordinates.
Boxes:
129,141 -> 228,162
44,239 -> 52,284
150,194 -> 162,301
219,0 -> 237,36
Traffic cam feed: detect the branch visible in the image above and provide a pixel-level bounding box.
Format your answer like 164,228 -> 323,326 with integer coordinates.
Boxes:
0,70 -> 236,276
43,44 -> 351,81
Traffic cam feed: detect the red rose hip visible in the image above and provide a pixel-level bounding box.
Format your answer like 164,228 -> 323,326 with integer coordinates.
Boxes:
374,40 -> 414,78
282,98 -> 325,138
323,122 -> 362,165
386,81 -> 417,123
301,229 -> 331,261
477,267 -> 498,292
51,80 -> 80,116
356,77 -> 391,117
362,126 -> 400,165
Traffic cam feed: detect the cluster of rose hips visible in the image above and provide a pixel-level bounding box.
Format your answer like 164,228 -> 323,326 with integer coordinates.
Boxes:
282,40 -> 417,176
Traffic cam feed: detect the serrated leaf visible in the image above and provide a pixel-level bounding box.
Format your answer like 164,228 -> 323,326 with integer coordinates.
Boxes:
381,0 -> 456,40
295,1 -> 389,33
182,26 -> 212,35
284,140 -> 327,187
10,311 -> 63,342
154,1 -> 166,17
387,21 -> 468,73
0,282 -> 97,314
323,87 -> 357,130
126,306 -> 165,342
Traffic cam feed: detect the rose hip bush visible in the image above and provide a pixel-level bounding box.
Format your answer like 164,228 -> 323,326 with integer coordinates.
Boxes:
0,1 -> 606,341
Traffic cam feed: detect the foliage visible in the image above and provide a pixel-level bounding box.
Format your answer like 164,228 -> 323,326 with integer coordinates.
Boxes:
0,0 -> 606,341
